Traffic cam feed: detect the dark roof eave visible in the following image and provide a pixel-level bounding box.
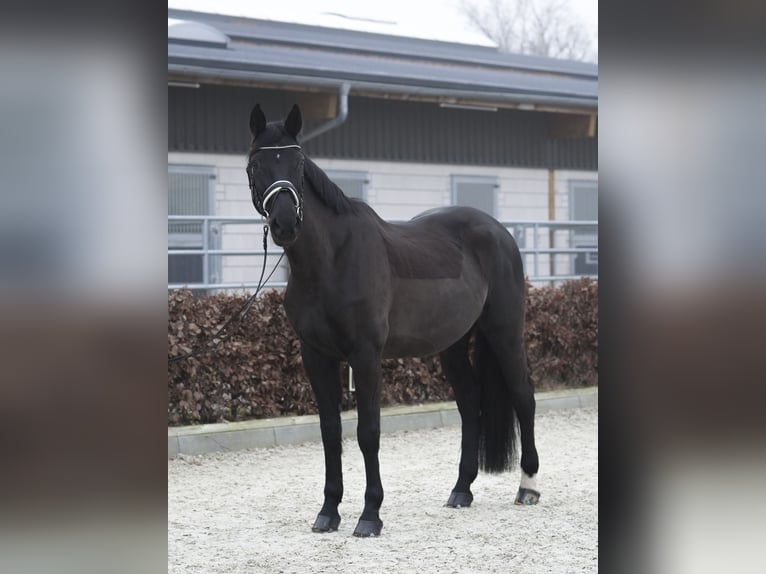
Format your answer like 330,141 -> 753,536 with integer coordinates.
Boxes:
168,63 -> 598,112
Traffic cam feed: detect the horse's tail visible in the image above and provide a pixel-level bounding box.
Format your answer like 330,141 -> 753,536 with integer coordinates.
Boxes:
474,329 -> 517,473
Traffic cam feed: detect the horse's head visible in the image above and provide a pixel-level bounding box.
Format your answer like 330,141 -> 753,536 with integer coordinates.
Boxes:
247,104 -> 305,247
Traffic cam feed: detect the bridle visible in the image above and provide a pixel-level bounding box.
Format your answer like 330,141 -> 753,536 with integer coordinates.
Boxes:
247,144 -> 304,222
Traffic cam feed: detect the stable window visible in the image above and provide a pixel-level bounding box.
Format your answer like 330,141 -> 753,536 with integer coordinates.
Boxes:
168,165 -> 218,288
451,175 -> 498,216
569,180 -> 598,276
325,170 -> 368,202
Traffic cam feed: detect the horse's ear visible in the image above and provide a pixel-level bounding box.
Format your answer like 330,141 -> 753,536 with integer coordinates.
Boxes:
284,104 -> 302,139
249,104 -> 267,138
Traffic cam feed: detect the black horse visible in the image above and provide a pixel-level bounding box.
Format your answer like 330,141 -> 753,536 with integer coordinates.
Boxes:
246,104 -> 540,537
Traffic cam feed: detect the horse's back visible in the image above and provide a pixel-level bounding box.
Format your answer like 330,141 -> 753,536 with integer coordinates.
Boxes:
418,206 -> 525,282
380,206 -> 516,280
410,206 -> 517,250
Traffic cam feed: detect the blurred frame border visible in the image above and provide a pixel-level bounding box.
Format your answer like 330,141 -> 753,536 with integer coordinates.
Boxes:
600,0 -> 766,572
0,2 -> 168,573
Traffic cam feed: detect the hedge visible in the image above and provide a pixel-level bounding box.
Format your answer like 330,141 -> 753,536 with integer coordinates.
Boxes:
168,278 -> 597,425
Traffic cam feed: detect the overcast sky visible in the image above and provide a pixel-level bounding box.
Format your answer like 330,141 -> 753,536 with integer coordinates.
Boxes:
169,0 -> 597,55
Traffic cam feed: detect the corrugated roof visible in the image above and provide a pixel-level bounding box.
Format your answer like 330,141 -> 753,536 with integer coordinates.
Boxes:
168,9 -> 597,111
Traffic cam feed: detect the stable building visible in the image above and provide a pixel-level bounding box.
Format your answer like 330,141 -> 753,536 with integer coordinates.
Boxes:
168,9 -> 598,290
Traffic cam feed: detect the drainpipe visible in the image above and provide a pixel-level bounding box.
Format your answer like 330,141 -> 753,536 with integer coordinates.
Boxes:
301,82 -> 350,143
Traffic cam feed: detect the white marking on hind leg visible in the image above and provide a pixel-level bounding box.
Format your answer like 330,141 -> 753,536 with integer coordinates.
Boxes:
520,472 -> 538,491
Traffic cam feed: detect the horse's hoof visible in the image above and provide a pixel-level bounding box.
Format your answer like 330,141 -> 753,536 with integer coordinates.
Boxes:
445,490 -> 474,508
515,487 -> 541,505
312,514 -> 340,533
352,519 -> 383,537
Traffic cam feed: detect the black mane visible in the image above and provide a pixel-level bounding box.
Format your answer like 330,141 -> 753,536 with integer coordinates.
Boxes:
303,156 -> 364,216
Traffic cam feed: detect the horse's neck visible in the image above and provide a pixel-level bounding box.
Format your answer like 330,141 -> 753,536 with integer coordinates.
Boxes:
283,182 -> 338,280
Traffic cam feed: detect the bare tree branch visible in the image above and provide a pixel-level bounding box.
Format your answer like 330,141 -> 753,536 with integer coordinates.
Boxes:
460,0 -> 596,62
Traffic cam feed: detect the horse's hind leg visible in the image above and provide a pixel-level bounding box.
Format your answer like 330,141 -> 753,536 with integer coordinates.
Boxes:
440,332 -> 480,508
505,345 -> 540,505
482,320 -> 541,505
473,255 -> 541,502
301,344 -> 344,532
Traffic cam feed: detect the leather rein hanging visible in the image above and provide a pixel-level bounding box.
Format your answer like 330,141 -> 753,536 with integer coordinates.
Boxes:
167,226 -> 284,364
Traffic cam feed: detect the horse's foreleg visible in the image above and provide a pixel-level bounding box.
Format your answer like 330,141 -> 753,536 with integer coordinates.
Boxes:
349,346 -> 384,537
301,344 -> 344,532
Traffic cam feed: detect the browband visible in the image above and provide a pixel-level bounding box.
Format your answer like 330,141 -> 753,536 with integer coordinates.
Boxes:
257,144 -> 302,151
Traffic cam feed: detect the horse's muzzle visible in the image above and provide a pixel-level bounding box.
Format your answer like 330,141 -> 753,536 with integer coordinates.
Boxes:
269,210 -> 300,247
270,225 -> 299,247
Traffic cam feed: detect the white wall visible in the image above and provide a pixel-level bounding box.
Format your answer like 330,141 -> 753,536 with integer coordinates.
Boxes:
168,152 -> 597,288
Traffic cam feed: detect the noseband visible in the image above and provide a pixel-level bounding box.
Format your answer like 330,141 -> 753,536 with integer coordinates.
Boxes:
261,180 -> 302,220
247,144 -> 304,221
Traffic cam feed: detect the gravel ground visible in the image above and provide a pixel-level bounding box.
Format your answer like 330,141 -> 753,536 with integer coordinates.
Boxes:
169,406 -> 597,573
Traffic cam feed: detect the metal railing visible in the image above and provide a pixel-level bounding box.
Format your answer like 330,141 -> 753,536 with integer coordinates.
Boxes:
510,220 -> 598,285
168,215 -> 597,291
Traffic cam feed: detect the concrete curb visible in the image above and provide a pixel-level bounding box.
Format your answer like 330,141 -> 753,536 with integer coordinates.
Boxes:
168,386 -> 597,458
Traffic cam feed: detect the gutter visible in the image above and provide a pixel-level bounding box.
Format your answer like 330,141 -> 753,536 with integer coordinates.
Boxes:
301,82 -> 350,142
167,64 -> 598,113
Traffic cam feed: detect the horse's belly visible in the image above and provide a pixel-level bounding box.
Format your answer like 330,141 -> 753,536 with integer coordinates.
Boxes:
384,275 -> 487,358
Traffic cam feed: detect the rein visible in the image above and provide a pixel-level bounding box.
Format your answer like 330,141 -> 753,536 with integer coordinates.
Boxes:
167,226 -> 285,365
